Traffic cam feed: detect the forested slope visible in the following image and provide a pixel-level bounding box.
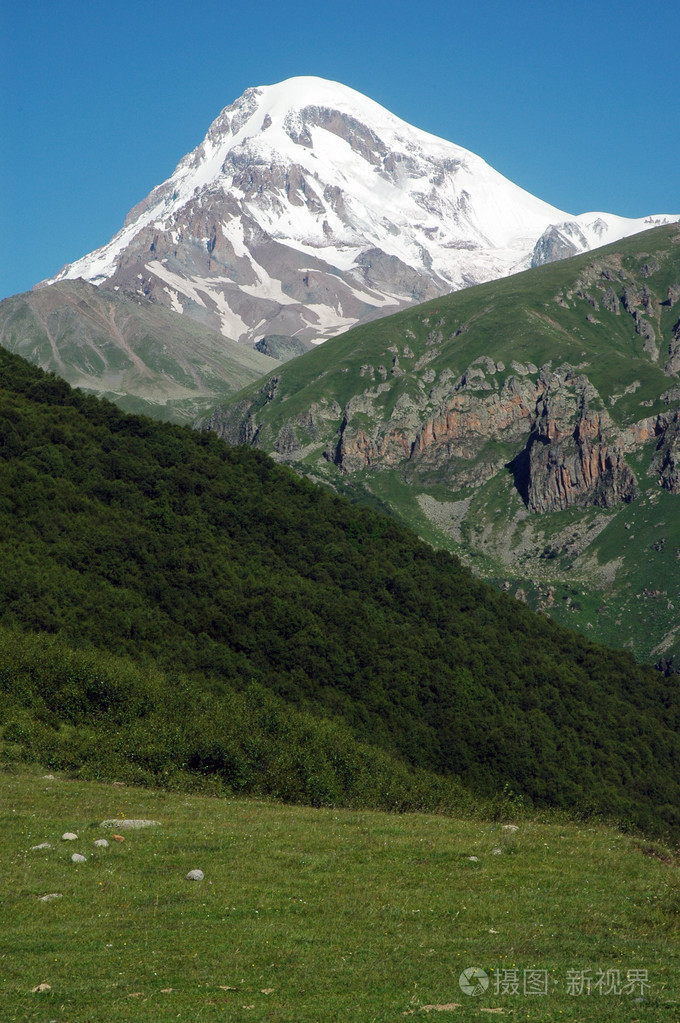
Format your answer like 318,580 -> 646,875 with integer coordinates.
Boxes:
1,347 -> 679,837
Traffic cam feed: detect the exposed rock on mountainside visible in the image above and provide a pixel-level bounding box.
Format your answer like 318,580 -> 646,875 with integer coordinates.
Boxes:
303,361 -> 640,513
41,77 -> 678,348
518,374 -> 638,512
254,334 -> 314,361
651,409 -> 680,493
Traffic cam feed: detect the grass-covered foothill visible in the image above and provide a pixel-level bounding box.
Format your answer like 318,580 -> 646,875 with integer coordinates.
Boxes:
2,770 -> 679,1022
0,279 -> 279,422
1,344 -> 680,840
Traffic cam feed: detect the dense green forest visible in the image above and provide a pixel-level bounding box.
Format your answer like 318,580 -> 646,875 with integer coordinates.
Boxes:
1,346 -> 679,838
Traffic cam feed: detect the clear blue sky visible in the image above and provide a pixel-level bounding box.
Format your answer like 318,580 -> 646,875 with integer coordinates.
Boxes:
2,0 -> 678,300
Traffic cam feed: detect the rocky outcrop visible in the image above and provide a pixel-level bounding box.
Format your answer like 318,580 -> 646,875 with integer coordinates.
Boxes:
506,370 -> 637,512
411,379 -> 534,462
531,223 -> 587,265
634,310 -> 658,359
601,286 -> 620,314
255,334 -> 314,361
326,359 -> 641,512
665,319 -> 680,376
650,410 -> 680,493
523,409 -> 637,512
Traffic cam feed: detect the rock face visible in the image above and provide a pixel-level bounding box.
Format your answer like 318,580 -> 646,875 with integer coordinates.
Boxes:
328,362 -> 640,512
651,410 -> 680,493
531,222 -> 590,264
42,77 -> 678,349
666,319 -> 680,376
520,374 -> 637,512
254,334 -> 314,361
208,226 -> 680,521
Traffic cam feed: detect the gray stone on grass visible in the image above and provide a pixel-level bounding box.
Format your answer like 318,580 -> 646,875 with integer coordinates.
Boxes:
62,832 -> 78,841
94,839 -> 109,848
39,893 -> 62,902
71,853 -> 87,863
99,819 -> 161,829
31,842 -> 52,851
186,869 -> 204,881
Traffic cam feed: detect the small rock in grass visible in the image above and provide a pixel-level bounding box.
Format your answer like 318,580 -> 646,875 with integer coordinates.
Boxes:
492,847 -> 502,855
71,853 -> 87,863
42,774 -> 55,780
468,855 -> 479,862
32,983 -> 51,993
31,842 -> 52,851
186,869 -> 204,881
62,832 -> 78,841
160,988 -> 173,993
94,839 -> 109,848
39,893 -> 62,903
421,1004 -> 462,1012
100,818 -> 161,829
502,824 -> 519,832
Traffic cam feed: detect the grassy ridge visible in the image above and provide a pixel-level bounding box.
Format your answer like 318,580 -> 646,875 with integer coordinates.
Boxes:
0,279 -> 279,422
2,345 -> 680,837
2,770 -> 679,1022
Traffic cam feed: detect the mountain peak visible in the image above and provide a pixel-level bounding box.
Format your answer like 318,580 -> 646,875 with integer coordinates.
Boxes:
43,78 -> 679,346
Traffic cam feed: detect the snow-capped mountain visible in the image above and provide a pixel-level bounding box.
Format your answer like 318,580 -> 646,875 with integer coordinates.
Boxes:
43,76 -> 679,346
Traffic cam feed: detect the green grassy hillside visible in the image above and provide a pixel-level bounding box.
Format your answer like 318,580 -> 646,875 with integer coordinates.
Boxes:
1,345 -> 680,838
0,280 -> 278,422
2,770 -> 679,1022
206,224 -> 680,662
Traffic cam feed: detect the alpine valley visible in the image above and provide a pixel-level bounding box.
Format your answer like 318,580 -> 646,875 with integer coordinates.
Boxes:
208,223 -> 680,665
2,75 -> 680,658
5,72 -> 680,1023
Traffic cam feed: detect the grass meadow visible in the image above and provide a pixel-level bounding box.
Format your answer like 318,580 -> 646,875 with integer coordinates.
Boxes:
2,768 -> 679,1022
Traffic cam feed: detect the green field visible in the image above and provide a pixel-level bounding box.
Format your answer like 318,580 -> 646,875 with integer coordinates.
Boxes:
3,769 -> 679,1022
